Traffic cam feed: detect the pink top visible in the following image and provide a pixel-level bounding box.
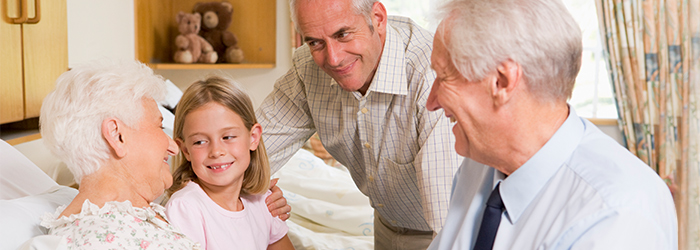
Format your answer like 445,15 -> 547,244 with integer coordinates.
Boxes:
165,181 -> 288,250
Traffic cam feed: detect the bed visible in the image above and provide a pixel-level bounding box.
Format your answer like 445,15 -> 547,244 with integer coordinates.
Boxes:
0,137 -> 374,250
1,78 -> 375,249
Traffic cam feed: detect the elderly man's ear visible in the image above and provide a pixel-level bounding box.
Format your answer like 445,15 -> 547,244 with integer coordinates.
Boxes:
371,2 -> 388,34
491,59 -> 523,106
102,118 -> 127,158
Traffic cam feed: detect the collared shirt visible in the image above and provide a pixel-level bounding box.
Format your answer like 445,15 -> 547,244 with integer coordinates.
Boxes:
257,16 -> 462,232
429,107 -> 678,250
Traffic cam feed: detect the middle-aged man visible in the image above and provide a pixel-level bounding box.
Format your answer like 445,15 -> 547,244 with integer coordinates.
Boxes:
426,0 -> 678,249
256,0 -> 462,248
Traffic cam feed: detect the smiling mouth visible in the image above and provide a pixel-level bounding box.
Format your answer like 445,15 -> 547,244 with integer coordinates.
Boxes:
331,60 -> 356,75
208,163 -> 232,171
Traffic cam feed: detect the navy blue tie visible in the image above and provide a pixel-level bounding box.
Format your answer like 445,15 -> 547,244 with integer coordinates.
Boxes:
473,183 -> 504,250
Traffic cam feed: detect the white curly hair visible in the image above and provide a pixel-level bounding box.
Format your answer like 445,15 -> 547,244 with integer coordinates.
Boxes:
40,60 -> 166,184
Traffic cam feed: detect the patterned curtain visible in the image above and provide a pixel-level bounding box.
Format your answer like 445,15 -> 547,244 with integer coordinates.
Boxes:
595,0 -> 700,249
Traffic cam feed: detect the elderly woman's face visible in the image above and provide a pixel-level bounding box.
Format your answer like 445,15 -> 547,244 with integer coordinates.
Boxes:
126,98 -> 179,198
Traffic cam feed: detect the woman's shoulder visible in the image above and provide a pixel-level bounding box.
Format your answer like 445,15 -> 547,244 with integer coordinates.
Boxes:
42,199 -> 140,229
44,199 -> 201,249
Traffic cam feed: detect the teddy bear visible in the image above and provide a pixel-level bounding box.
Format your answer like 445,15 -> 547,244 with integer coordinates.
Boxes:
173,11 -> 218,64
193,1 -> 244,63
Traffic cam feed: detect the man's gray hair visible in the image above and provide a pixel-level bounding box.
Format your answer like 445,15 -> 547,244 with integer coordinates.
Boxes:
40,60 -> 166,184
436,0 -> 582,102
290,0 -> 378,34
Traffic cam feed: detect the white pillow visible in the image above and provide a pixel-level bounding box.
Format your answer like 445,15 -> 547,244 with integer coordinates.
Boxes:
0,139 -> 59,199
0,186 -> 78,250
272,150 -> 374,236
159,79 -> 183,110
19,235 -> 68,250
12,139 -> 75,187
158,105 -> 175,139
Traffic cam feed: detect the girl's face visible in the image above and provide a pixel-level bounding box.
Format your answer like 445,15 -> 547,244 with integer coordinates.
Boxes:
177,102 -> 261,193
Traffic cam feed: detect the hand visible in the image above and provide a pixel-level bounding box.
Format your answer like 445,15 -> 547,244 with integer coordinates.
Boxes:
266,178 -> 291,221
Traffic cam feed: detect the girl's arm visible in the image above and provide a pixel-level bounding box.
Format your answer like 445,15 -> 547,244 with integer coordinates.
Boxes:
267,234 -> 295,250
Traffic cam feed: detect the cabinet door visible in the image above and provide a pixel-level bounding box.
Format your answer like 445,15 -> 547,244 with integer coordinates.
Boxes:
0,1 -> 25,123
23,0 -> 68,118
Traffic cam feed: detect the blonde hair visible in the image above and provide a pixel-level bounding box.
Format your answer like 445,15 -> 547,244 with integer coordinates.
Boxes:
167,76 -> 270,197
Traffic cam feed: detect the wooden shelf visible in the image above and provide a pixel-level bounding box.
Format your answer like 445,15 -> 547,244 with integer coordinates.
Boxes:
6,133 -> 41,146
135,0 -> 276,69
150,63 -> 275,70
586,118 -> 618,126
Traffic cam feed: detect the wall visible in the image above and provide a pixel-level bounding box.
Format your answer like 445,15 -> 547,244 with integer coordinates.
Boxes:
598,124 -> 624,145
67,0 -> 135,68
67,0 -> 291,109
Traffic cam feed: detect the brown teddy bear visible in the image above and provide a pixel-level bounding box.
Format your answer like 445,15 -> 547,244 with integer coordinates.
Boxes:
193,1 -> 244,63
173,11 -> 218,64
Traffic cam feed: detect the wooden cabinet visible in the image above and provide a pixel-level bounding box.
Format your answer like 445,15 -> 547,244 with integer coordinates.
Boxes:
1,0 -> 68,124
135,0 -> 276,70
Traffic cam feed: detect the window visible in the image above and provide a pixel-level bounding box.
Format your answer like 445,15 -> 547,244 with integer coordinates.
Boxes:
561,0 -> 618,119
381,0 -> 436,31
382,0 -> 618,119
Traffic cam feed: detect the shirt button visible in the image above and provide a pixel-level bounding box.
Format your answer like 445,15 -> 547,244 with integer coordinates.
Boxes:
361,108 -> 369,114
377,204 -> 384,208
364,143 -> 371,149
369,176 -> 374,181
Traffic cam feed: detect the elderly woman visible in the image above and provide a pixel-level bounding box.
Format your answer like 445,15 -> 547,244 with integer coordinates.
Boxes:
38,60 -> 201,249
38,60 -> 289,249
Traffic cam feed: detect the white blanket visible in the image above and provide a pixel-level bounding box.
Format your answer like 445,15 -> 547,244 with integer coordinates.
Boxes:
273,149 -> 374,250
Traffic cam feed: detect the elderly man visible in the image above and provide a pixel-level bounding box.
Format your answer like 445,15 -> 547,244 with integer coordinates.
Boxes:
256,0 -> 461,248
426,0 -> 678,249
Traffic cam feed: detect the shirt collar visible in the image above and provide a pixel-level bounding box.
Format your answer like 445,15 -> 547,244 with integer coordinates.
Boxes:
499,106 -> 585,224
365,23 -> 408,96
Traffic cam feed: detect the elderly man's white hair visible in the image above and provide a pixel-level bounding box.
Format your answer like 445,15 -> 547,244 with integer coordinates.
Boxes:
437,0 -> 582,102
40,60 -> 166,184
289,0 -> 378,34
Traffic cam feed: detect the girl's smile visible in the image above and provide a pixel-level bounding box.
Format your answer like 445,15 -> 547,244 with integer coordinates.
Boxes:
207,162 -> 233,172
178,102 -> 260,192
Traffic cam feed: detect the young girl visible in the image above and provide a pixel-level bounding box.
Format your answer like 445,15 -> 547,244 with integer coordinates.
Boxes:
165,76 -> 294,250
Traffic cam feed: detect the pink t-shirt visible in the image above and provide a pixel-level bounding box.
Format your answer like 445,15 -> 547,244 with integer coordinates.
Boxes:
165,181 -> 288,250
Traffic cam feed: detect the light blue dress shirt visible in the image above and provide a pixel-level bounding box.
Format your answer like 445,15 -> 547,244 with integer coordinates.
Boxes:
429,107 -> 677,249
257,16 -> 462,232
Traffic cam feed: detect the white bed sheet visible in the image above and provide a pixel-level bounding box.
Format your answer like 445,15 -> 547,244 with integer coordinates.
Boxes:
273,149 -> 374,250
